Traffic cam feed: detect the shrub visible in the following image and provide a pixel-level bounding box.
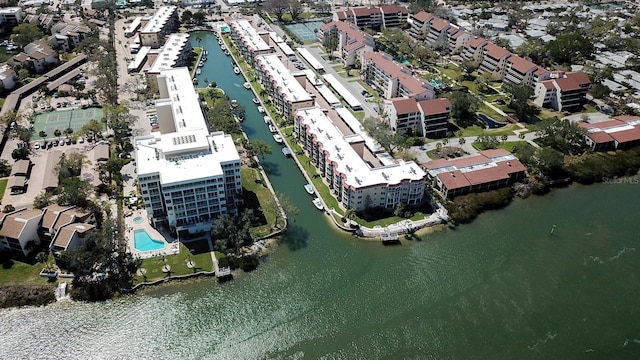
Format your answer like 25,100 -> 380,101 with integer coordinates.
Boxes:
447,188 -> 514,224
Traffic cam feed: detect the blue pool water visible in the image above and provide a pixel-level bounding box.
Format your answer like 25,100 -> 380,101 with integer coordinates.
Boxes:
429,78 -> 442,87
133,230 -> 165,252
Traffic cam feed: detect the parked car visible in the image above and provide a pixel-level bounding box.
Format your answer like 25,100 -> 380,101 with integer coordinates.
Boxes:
34,142 -> 40,149
59,140 -> 65,146
78,136 -> 84,143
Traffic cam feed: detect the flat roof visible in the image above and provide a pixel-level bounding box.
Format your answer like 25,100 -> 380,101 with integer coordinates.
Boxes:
255,54 -> 312,103
126,17 -> 142,34
322,74 -> 362,109
140,6 -> 176,34
296,47 -> 324,71
128,45 -> 150,71
297,107 -> 424,189
46,68 -> 82,91
230,19 -> 270,53
316,84 -> 340,106
146,33 -> 190,74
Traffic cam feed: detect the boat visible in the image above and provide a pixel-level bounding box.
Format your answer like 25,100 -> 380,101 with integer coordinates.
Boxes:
218,39 -> 223,45
195,68 -> 201,75
221,45 -> 227,51
234,114 -> 244,122
231,100 -> 238,108
312,198 -> 324,211
234,67 -> 241,74
243,82 -> 251,89
282,147 -> 292,157
304,183 -> 315,195
224,49 -> 230,56
273,134 -> 283,144
203,50 -> 208,55
198,61 -> 204,67
269,124 -> 277,133
252,97 -> 260,104
264,115 -> 271,123
192,77 -> 198,84
257,106 -> 265,113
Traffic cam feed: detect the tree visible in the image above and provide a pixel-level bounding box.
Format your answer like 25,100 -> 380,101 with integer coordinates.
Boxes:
324,36 -> 338,60
247,139 -> 272,160
56,177 -> 92,208
343,208 -> 356,223
458,137 -> 466,146
362,116 -> 407,155
445,91 -> 479,127
502,82 -> 539,123
11,24 -> 45,48
181,9 -> 193,25
289,0 -> 303,21
546,32 -> 593,64
211,210 -> 256,254
0,159 -> 10,178
17,68 -> 30,81
39,130 -> 47,141
264,0 -> 290,22
79,119 -> 104,136
54,129 -> 62,139
501,134 -> 508,142
3,205 -> 15,213
33,192 -> 53,209
192,11 -> 206,26
12,147 -> 29,160
535,147 -> 565,176
474,135 -> 500,150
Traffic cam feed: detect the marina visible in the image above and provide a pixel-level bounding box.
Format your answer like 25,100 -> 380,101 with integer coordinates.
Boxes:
312,198 -> 324,211
233,67 -> 241,74
243,82 -> 251,89
281,146 -> 292,157
304,183 -> 314,195
263,115 -> 271,123
268,124 -> 277,133
257,106 -> 265,113
272,134 -> 283,144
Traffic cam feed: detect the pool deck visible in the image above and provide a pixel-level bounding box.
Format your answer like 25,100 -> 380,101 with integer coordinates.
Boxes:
125,208 -> 180,259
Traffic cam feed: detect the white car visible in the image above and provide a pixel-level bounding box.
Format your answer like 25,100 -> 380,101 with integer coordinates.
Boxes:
78,136 -> 84,143
34,142 -> 40,149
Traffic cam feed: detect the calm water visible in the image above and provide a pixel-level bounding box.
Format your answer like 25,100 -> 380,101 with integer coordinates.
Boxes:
1,32 -> 639,359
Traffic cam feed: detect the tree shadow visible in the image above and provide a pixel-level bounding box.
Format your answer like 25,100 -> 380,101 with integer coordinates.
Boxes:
241,188 -> 268,226
260,161 -> 281,176
279,224 -> 309,251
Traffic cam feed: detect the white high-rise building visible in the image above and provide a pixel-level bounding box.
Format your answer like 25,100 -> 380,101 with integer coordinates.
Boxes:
135,67 -> 242,234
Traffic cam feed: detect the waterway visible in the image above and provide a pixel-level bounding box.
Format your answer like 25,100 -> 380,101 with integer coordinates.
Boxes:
1,32 -> 639,359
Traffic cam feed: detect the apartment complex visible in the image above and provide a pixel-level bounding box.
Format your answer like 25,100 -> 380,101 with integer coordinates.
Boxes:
139,6 -> 178,48
294,107 -> 426,212
229,19 -> 272,64
254,54 -> 313,119
134,67 -> 242,234
0,209 -> 44,257
579,115 -> 640,151
362,52 -> 435,100
384,97 -> 452,138
318,21 -> 375,67
533,72 -> 591,112
0,7 -> 22,28
0,63 -> 16,91
49,22 -> 92,52
335,5 -> 408,30
424,149 -> 526,198
144,32 -> 192,81
9,40 -> 59,74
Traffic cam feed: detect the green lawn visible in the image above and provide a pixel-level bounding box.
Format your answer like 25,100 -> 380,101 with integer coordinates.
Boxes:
461,80 -> 479,94
434,64 -> 461,80
134,242 -> 213,284
477,103 -> 507,123
500,141 -> 528,153
0,259 -> 53,285
190,47 -> 202,77
0,178 -> 7,203
349,109 -> 365,121
357,80 -> 378,99
241,167 -> 276,237
455,123 -> 520,137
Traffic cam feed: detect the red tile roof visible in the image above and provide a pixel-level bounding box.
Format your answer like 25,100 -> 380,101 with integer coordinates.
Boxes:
448,154 -> 489,168
608,127 -> 640,144
430,17 -> 450,31
483,42 -> 511,60
554,71 -> 591,92
391,97 -> 420,115
450,29 -> 468,39
613,115 -> 640,122
507,55 -> 537,74
364,52 -> 432,96
352,7 -> 380,17
587,131 -> 614,144
464,167 -> 510,185
495,158 -> 527,174
380,4 -> 407,14
463,37 -> 487,49
418,98 -> 451,116
540,80 -> 555,90
437,170 -> 471,190
412,11 -> 433,23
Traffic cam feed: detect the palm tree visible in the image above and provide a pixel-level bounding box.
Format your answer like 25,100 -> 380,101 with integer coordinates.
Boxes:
518,133 -> 525,140
54,129 -> 62,139
458,137 -> 466,146
39,130 -> 47,141
501,134 -> 508,142
344,208 -> 356,224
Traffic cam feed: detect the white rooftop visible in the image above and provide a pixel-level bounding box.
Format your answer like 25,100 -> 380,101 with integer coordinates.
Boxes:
154,66 -> 206,132
140,6 -> 176,34
297,107 -> 424,189
146,33 -> 190,74
255,54 -> 312,103
230,19 -> 270,52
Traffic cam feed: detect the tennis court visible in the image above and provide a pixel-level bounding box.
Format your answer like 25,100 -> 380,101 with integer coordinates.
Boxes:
31,107 -> 104,141
285,21 -> 324,42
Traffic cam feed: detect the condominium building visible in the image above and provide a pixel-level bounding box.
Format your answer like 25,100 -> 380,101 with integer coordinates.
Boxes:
0,7 -> 22,28
503,54 -> 539,87
254,54 -> 313,119
460,37 -> 487,66
318,21 -> 375,67
409,11 -> 434,39
425,17 -> 451,49
424,149 -> 526,198
0,63 -> 16,91
478,42 -> 511,80
144,33 -> 192,81
335,5 -> 408,30
579,115 -> 640,151
139,6 -> 178,48
294,107 -> 426,212
49,22 -> 92,52
134,67 -> 242,234
384,97 -> 452,138
379,5 -> 409,28
362,52 -> 435,100
229,19 -> 272,64
9,40 -> 59,74
533,71 -> 591,112
448,28 -> 472,52
0,209 -> 44,257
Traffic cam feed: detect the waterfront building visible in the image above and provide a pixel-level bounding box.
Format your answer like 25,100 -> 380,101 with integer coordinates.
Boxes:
335,5 -> 408,30
318,21 -> 374,67
448,28 -> 472,52
229,19 -> 272,64
294,107 -> 426,212
144,33 -> 192,81
424,149 -> 526,199
362,52 -> 435,100
39,204 -> 95,243
384,97 -> 452,138
254,54 -> 313,119
533,71 -> 591,112
0,209 -> 44,257
134,67 -> 242,234
579,115 -> 640,151
138,6 -> 178,48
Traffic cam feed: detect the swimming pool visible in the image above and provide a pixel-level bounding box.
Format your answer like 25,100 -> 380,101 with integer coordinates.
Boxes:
133,216 -> 143,224
133,230 -> 165,252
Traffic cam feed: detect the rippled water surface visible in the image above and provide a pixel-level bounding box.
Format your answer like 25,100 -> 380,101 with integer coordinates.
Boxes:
1,33 -> 638,359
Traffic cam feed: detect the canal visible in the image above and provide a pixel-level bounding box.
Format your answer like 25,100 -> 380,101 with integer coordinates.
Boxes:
0,31 -> 639,359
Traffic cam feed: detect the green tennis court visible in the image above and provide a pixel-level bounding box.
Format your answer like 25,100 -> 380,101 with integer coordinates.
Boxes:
31,107 -> 104,141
